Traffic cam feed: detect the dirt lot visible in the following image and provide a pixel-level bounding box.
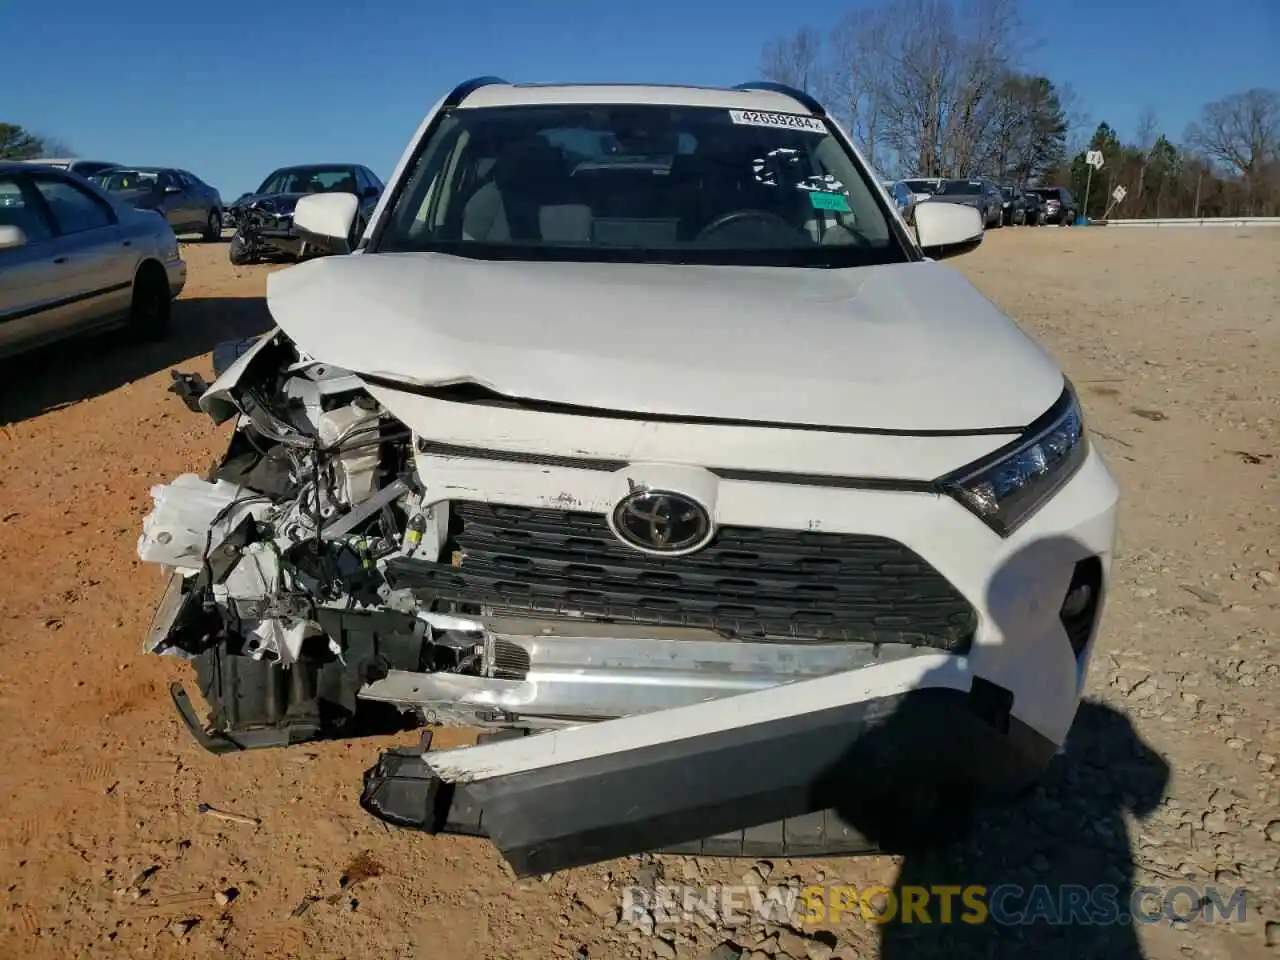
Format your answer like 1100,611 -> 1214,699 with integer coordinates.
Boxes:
0,227 -> 1276,960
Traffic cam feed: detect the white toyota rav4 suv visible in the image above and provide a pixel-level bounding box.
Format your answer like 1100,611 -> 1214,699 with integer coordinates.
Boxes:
141,78 -> 1119,876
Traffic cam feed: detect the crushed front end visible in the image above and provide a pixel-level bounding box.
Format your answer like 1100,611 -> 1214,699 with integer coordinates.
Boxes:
227,199 -> 304,261
143,329 -> 1118,874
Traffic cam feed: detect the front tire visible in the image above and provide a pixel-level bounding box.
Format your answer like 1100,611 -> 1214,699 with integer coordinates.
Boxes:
128,263 -> 171,342
229,230 -> 255,265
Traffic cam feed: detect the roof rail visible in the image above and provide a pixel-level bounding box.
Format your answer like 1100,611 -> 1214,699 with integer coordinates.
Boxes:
444,76 -> 508,107
733,82 -> 827,118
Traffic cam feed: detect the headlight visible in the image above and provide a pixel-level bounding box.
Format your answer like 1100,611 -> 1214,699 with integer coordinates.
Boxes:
941,382 -> 1087,536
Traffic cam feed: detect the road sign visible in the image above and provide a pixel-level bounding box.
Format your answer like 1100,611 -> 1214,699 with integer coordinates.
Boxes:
1086,150 -> 1105,170
1112,186 -> 1127,202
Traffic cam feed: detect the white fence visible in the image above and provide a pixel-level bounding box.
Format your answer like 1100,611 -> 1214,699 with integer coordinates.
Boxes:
1102,216 -> 1280,228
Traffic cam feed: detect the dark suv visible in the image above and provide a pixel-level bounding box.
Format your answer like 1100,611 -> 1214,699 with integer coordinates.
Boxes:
998,185 -> 1027,226
933,178 -> 1003,228
1027,187 -> 1077,226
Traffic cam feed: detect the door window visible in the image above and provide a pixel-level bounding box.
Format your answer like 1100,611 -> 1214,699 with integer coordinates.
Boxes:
0,176 -> 54,243
30,176 -> 115,235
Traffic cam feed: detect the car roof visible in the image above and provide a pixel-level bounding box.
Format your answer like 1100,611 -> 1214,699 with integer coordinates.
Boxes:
455,81 -> 817,116
0,160 -> 78,174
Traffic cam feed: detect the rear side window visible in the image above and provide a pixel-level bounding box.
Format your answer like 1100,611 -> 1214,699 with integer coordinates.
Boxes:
30,176 -> 115,234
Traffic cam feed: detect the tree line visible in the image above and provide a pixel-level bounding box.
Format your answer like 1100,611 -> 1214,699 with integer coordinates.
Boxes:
761,0 -> 1280,218
0,124 -> 73,162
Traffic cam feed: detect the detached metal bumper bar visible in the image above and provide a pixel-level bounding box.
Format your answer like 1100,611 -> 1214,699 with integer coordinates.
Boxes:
359,657 -> 1057,876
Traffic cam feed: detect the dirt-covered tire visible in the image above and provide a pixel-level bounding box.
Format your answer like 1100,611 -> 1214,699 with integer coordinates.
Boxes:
203,209 -> 222,242
128,262 -> 171,342
228,230 -> 254,265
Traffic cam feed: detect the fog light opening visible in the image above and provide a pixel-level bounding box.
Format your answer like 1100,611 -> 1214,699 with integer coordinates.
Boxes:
1060,557 -> 1103,658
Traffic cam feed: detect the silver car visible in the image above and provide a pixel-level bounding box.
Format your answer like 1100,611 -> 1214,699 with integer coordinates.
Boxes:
0,162 -> 186,360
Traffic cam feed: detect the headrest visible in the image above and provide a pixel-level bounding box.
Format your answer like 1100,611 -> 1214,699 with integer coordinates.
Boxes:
493,139 -> 566,186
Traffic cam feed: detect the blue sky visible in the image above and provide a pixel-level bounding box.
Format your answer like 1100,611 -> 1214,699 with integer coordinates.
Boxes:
2,0 -> 1276,197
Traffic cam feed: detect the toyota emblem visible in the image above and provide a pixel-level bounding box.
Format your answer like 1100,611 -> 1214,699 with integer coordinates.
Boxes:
611,489 -> 713,554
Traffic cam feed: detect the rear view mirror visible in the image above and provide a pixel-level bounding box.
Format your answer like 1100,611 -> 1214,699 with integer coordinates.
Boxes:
0,225 -> 28,250
294,192 -> 359,255
913,201 -> 983,259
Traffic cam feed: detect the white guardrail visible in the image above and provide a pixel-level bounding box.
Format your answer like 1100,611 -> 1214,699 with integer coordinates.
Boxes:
1102,216 -> 1280,228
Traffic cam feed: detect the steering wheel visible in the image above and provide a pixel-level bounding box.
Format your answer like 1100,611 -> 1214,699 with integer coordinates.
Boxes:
695,209 -> 802,243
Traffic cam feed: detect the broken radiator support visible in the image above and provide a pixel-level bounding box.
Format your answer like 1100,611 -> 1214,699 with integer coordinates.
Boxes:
171,609 -> 430,754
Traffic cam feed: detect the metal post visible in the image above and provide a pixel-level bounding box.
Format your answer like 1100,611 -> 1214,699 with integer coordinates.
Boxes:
1193,172 -> 1202,218
1082,164 -> 1093,226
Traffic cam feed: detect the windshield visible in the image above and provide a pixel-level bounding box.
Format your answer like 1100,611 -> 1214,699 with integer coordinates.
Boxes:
256,167 -> 357,195
94,169 -> 159,191
937,180 -> 983,196
903,179 -> 938,193
376,104 -> 908,268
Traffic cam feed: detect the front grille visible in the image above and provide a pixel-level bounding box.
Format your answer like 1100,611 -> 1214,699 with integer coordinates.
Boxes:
385,502 -> 976,652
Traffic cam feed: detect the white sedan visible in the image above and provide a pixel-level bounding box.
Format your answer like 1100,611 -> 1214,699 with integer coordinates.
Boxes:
0,162 -> 186,360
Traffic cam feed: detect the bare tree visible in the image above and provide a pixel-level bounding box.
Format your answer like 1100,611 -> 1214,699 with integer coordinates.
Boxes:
759,27 -> 826,94
1132,105 -> 1159,208
1185,88 -> 1279,180
826,7 -> 892,170
846,0 -> 1023,177
32,133 -> 75,157
940,0 -> 1023,175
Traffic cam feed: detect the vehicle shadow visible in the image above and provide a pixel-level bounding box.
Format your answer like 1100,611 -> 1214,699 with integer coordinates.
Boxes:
810,535 -> 1170,959
0,296 -> 273,426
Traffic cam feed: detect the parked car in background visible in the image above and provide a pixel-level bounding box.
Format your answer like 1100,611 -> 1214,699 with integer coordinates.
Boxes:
998,185 -> 1027,226
901,178 -> 944,203
1027,187 -> 1077,225
223,196 -> 248,230
14,158 -> 121,178
886,180 -> 915,216
0,162 -> 186,360
1021,190 -> 1044,226
933,178 -> 1002,228
225,163 -> 383,265
92,167 -> 223,241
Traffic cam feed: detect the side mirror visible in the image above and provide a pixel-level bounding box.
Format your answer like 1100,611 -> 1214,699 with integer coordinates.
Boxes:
0,225 -> 28,250
913,201 -> 983,259
294,192 -> 360,254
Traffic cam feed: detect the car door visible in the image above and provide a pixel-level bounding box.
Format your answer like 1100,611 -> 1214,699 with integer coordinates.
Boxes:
151,170 -> 187,230
0,173 -> 71,358
176,171 -> 207,229
28,172 -> 135,334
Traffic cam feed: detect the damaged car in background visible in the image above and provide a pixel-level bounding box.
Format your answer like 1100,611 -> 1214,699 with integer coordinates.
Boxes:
142,78 -> 1120,877
225,163 -> 382,265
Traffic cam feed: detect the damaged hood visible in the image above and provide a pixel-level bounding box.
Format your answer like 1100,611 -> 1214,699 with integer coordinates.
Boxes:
265,253 -> 1064,432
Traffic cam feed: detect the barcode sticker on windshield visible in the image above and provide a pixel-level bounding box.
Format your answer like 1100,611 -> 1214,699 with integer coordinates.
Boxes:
728,110 -> 826,134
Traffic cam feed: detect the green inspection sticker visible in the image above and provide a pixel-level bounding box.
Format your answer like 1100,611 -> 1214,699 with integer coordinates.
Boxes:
809,191 -> 851,212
